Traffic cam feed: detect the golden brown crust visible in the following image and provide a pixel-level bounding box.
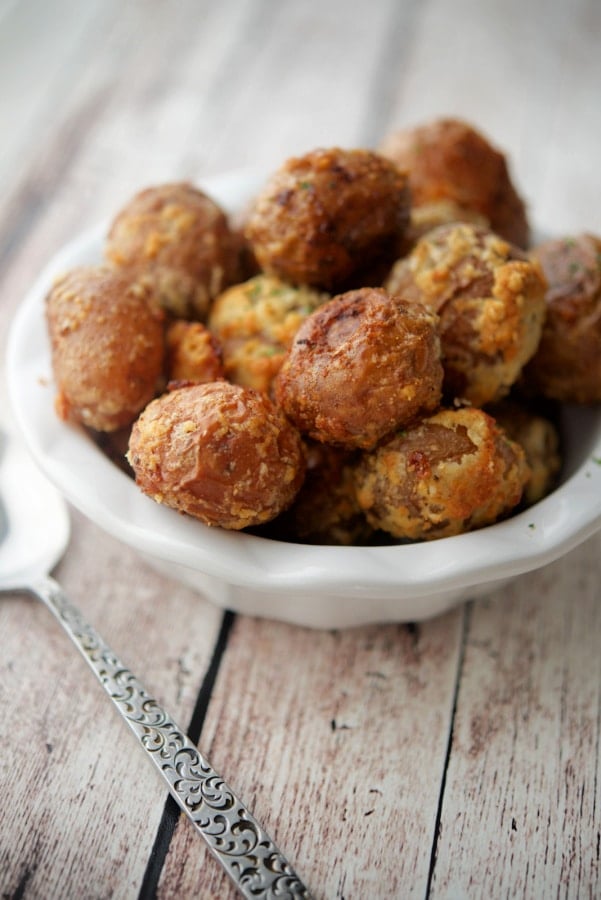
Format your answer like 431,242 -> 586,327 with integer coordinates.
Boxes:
486,398 -> 562,506
46,266 -> 165,432
386,223 -> 547,406
207,275 -> 329,393
523,234 -> 601,404
353,407 -> 530,540
127,382 -> 305,529
378,117 -> 530,248
269,441 -> 373,545
400,200 -> 489,257
244,148 -> 411,291
105,182 -> 242,319
165,320 -> 224,384
274,287 -> 443,449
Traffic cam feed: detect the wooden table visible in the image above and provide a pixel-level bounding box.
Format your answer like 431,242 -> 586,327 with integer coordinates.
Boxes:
1,1 -> 600,897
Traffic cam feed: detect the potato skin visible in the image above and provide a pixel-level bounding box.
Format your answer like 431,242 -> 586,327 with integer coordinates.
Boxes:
486,398 -> 561,506
523,234 -> 601,404
378,117 -> 530,248
244,148 -> 411,291
274,287 -> 443,449
46,266 -> 165,432
105,182 -> 242,319
353,407 -> 530,541
268,441 -> 373,545
386,223 -> 547,407
127,382 -> 305,529
207,275 -> 329,393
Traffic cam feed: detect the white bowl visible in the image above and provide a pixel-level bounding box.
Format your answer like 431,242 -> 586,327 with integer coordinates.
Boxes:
6,172 -> 601,629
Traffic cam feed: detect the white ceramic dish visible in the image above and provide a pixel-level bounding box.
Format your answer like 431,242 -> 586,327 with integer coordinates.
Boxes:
6,172 -> 601,629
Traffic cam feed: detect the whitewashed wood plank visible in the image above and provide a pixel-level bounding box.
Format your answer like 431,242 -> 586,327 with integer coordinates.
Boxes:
0,0 -> 114,193
380,0 -> 601,233
156,610 -> 465,899
0,509 -> 226,898
429,534 -> 601,899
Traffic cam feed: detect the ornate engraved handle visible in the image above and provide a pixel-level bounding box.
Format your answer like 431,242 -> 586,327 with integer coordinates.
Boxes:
31,575 -> 313,899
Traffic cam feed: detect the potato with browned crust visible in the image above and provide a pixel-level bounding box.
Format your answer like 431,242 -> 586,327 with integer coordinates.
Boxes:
399,200 -> 489,258
165,320 -> 224,384
105,182 -> 243,320
353,407 -> 530,541
523,234 -> 601,404
378,117 -> 530,248
486,398 -> 561,506
208,274 -> 329,393
127,381 -> 305,530
268,440 -> 374,545
386,223 -> 547,407
46,266 -> 165,432
244,147 -> 411,292
274,287 -> 443,449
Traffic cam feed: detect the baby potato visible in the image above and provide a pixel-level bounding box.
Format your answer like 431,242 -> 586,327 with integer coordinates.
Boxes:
378,117 -> 530,248
523,234 -> 601,404
353,407 -> 530,541
274,287 -> 443,450
127,381 -> 305,530
400,200 -> 489,257
386,223 -> 547,407
268,440 -> 374,545
244,147 -> 410,291
46,266 -> 165,432
166,319 -> 224,384
208,274 -> 329,393
105,182 -> 242,320
486,398 -> 562,506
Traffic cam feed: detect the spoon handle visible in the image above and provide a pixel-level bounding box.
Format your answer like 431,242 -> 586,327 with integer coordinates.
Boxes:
30,575 -> 313,900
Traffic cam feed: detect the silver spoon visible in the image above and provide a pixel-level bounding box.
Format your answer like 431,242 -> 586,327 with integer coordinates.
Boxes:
0,426 -> 312,899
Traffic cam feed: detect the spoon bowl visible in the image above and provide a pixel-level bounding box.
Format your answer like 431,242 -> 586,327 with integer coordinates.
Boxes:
0,428 -> 70,589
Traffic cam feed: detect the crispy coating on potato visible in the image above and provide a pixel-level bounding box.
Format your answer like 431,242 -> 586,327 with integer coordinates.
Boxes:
244,148 -> 411,291
105,182 -> 242,320
274,287 -> 443,449
486,398 -> 561,506
353,407 -> 530,541
46,266 -> 165,432
268,441 -> 373,545
48,128 -> 596,547
127,382 -> 305,529
378,117 -> 530,248
207,275 -> 329,393
401,200 -> 489,256
523,234 -> 601,404
386,223 -> 547,407
166,320 -> 224,384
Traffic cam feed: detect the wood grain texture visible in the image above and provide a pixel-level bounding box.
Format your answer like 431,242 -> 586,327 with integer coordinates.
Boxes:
430,535 -> 601,899
0,511 -> 226,898
0,0 -> 600,897
157,612 -> 465,899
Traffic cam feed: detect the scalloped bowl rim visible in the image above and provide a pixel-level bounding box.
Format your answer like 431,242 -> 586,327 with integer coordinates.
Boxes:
6,170 -> 601,624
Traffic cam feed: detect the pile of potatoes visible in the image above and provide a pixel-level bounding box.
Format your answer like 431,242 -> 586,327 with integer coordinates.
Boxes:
46,118 -> 601,543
